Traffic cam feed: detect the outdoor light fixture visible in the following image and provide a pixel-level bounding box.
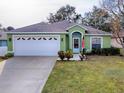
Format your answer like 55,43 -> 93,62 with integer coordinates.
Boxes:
61,38 -> 63,42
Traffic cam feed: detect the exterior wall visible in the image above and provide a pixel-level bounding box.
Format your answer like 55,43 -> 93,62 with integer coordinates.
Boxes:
68,25 -> 85,50
0,40 -> 7,56
103,36 -> 111,48
84,36 -> 90,52
85,35 -> 111,52
0,47 -> 7,56
66,35 -> 69,50
60,34 -> 66,51
7,34 -> 13,53
7,32 -> 111,54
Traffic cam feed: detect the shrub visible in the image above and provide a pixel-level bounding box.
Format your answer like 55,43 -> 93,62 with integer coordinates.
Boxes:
86,52 -> 92,55
80,48 -> 86,56
102,48 -> 110,56
5,53 -> 14,58
91,47 -> 120,56
110,47 -> 120,55
58,51 -> 65,61
65,49 -> 73,61
92,48 -> 102,55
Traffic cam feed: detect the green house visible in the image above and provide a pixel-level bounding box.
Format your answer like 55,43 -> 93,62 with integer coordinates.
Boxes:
6,20 -> 111,56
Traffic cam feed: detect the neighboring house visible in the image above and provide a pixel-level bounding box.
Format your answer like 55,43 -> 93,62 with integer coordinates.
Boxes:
0,30 -> 7,56
6,20 -> 111,56
111,31 -> 124,48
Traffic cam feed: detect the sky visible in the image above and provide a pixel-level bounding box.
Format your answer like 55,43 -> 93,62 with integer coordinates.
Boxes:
0,0 -> 99,28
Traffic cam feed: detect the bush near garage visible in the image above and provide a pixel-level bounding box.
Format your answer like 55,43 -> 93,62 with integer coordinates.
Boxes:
58,51 -> 65,61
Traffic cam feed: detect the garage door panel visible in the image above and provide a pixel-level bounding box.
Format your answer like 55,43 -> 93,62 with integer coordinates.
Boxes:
13,35 -> 60,56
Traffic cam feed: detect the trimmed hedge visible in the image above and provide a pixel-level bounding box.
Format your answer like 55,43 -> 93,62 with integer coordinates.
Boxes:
58,51 -> 65,61
86,47 -> 120,56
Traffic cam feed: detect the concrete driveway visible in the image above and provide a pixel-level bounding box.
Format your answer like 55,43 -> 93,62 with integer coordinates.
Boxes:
0,56 -> 57,93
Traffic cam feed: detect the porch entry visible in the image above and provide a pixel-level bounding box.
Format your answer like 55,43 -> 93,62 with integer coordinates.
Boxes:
73,37 -> 80,53
72,32 -> 82,53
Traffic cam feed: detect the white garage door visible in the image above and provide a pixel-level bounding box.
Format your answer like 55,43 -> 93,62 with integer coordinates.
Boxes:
13,35 -> 60,56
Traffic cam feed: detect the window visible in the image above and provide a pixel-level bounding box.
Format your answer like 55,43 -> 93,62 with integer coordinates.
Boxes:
43,38 -> 46,40
0,40 -> 7,47
17,38 -> 20,40
49,38 -> 52,40
38,38 -> 42,40
92,37 -> 101,49
27,38 -> 31,40
32,37 -> 36,40
22,38 -> 25,40
54,38 -> 57,40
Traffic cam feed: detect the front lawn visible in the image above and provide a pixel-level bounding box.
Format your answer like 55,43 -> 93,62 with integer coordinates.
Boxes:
42,56 -> 124,93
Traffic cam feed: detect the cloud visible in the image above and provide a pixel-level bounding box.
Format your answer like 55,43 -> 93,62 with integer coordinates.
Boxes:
0,0 -> 99,28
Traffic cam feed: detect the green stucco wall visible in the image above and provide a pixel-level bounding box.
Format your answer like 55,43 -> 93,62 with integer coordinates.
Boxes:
7,34 -> 13,52
84,35 -> 111,52
84,36 -> 90,51
103,36 -> 111,48
68,25 -> 85,50
60,34 -> 66,51
66,35 -> 69,50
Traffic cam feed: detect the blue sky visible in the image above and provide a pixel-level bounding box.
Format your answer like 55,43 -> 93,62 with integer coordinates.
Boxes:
0,0 -> 100,28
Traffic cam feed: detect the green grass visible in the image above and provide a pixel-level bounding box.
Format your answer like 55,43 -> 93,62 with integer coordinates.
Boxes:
42,56 -> 124,93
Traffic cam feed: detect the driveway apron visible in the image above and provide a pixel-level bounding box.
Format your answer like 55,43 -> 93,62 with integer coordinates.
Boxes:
0,56 -> 57,93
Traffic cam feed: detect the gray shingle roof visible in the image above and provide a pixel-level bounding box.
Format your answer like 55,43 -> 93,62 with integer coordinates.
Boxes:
7,20 -> 111,35
83,25 -> 110,34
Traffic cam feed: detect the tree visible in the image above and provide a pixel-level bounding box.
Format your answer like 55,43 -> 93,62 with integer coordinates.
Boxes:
82,6 -> 111,32
47,4 -> 82,23
7,26 -> 15,31
0,24 -> 6,31
101,0 -> 124,49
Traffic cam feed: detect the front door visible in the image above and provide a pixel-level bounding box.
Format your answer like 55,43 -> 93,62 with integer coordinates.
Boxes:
73,37 -> 80,53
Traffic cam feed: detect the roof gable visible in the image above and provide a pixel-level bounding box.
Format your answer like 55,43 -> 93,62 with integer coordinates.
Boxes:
66,24 -> 87,31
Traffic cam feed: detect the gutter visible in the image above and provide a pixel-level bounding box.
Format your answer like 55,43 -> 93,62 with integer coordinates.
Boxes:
85,34 -> 112,36
5,32 -> 68,34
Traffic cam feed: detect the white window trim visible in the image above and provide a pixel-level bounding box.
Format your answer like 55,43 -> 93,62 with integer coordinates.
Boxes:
90,36 -> 103,51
